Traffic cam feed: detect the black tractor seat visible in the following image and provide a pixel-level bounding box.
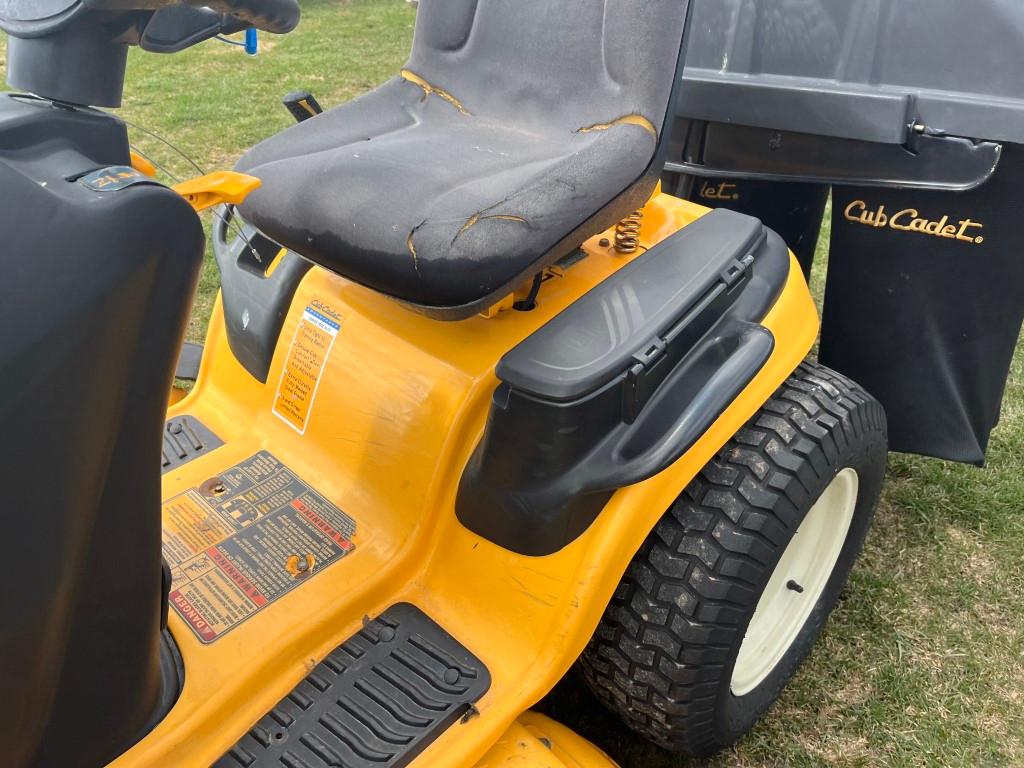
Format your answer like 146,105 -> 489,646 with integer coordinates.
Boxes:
237,0 -> 690,319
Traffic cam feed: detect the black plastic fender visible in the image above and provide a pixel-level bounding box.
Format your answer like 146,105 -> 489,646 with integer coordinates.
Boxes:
456,209 -> 788,556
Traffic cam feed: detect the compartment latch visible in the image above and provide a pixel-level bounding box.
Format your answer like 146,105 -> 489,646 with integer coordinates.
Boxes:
721,254 -> 756,288
624,337 -> 669,424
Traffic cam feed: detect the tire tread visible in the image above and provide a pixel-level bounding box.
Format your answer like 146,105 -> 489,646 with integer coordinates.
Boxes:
577,361 -> 887,756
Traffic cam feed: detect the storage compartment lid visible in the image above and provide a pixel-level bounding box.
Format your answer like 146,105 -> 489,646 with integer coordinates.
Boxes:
498,208 -> 768,401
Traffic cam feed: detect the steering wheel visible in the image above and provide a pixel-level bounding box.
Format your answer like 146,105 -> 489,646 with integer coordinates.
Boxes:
186,0 -> 300,36
0,0 -> 300,106
132,0 -> 300,54
0,0 -> 297,38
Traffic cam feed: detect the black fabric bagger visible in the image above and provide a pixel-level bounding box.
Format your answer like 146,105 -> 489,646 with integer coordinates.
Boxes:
236,0 -> 690,318
822,147 -> 1024,465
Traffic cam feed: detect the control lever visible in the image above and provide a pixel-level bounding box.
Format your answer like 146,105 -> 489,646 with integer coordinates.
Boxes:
283,91 -> 324,123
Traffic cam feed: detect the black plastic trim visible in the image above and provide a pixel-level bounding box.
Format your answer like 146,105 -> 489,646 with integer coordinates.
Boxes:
668,118 -> 1003,192
0,92 -> 204,766
140,5 -> 230,54
213,205 -> 313,383
162,415 -> 224,473
174,341 -> 203,382
498,209 -> 766,401
135,630 -> 185,741
215,604 -> 491,768
456,209 -> 787,557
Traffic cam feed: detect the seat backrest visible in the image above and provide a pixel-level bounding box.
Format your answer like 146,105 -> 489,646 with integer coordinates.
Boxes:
409,0 -> 689,139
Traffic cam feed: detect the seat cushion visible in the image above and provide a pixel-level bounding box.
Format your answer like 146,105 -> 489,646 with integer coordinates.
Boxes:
236,0 -> 688,315
237,77 -> 657,310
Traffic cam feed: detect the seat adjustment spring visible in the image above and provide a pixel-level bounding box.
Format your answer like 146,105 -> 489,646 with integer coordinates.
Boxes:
615,209 -> 644,254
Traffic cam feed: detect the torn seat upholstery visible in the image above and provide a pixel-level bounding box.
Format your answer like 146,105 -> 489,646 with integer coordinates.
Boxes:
237,0 -> 689,318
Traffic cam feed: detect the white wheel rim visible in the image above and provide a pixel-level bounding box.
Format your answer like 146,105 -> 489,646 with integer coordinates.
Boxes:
730,468 -> 859,697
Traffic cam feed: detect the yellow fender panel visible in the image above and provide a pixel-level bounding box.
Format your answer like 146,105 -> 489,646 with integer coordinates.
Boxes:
472,713 -> 620,768
112,193 -> 818,768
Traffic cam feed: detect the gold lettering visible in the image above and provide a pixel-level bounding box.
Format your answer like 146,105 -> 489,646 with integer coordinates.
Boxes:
699,181 -> 740,201
844,200 -> 887,226
889,209 -> 918,231
845,199 -> 985,245
957,219 -> 985,244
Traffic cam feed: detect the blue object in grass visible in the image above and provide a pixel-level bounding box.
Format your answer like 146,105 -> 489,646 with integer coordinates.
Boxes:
245,29 -> 258,56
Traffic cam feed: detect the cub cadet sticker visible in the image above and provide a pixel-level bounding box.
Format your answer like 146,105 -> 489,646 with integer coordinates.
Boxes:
273,303 -> 342,434
843,200 -> 985,245
698,181 -> 741,202
163,451 -> 356,643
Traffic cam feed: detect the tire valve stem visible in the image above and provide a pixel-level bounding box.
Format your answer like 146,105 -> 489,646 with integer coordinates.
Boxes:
786,580 -> 805,594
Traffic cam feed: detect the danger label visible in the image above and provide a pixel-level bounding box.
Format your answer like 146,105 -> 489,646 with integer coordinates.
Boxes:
163,451 -> 356,643
273,304 -> 342,434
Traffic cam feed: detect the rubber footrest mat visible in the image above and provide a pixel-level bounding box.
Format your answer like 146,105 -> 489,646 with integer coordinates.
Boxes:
161,415 -> 223,473
215,603 -> 491,768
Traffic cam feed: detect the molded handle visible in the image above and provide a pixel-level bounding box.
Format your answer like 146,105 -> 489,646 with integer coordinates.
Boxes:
600,321 -> 775,490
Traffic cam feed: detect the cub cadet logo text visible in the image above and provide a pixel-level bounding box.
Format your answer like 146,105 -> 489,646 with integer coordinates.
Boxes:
699,181 -> 740,201
844,200 -> 985,245
310,299 -> 342,321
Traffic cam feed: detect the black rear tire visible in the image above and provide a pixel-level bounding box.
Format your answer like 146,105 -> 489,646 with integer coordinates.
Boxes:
578,361 -> 888,758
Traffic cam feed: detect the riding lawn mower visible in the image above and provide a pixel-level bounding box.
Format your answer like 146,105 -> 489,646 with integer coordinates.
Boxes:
17,0 -> 1018,765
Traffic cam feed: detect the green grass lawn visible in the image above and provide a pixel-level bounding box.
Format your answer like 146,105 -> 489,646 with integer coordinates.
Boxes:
2,3 -> 1022,765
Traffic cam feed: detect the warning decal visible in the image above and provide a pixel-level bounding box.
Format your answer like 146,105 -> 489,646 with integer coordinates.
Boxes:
163,451 -> 356,643
273,303 -> 342,434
